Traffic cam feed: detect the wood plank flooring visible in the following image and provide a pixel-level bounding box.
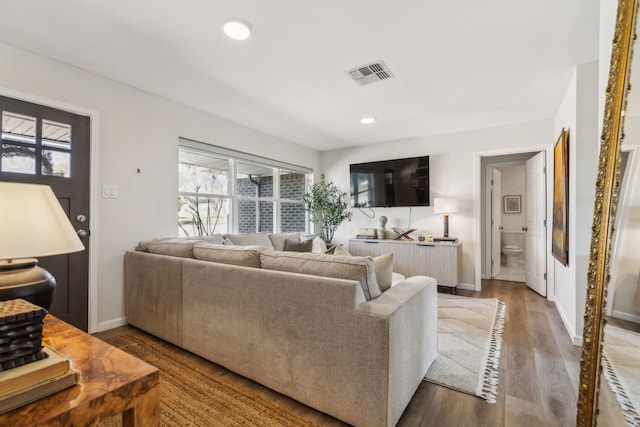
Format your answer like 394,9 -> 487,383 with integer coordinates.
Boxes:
95,279 -> 585,426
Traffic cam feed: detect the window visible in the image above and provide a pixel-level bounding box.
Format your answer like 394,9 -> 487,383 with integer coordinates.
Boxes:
178,140 -> 311,237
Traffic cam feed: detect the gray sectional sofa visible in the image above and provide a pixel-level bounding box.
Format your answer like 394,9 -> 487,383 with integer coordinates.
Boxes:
124,233 -> 437,427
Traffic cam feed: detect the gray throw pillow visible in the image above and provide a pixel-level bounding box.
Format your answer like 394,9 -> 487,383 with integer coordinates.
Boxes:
284,238 -> 313,252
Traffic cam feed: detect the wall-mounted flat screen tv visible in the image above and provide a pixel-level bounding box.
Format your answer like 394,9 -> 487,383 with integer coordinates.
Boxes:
349,156 -> 429,208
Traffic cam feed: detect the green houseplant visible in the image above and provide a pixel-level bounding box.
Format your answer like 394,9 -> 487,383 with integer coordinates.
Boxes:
303,175 -> 353,243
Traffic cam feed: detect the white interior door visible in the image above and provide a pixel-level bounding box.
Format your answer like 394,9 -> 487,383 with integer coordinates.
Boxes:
491,168 -> 502,278
525,152 -> 547,296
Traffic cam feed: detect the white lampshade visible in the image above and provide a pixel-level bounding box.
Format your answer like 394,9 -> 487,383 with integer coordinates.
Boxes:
433,197 -> 459,214
0,182 -> 84,260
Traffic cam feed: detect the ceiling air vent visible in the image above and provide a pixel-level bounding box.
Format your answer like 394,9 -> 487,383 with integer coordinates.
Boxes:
345,60 -> 395,86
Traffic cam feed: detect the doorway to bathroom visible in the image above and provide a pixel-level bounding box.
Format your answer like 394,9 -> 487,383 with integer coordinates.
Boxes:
480,151 -> 547,294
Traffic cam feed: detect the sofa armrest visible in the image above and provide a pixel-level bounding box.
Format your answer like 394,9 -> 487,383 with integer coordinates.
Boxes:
359,275 -> 438,426
125,251 -> 184,346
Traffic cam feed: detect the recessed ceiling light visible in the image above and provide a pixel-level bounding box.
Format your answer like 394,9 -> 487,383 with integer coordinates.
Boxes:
360,117 -> 377,124
223,19 -> 251,40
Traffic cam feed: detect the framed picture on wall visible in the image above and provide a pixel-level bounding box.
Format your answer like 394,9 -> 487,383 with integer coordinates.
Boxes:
552,128 -> 569,266
503,195 -> 521,214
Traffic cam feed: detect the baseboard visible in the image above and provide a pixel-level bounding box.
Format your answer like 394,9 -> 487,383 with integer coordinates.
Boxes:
612,309 -> 640,324
457,283 -> 475,291
553,299 -> 581,347
97,316 -> 127,333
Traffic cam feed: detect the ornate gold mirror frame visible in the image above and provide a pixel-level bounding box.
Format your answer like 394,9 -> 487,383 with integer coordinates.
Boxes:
576,0 -> 638,425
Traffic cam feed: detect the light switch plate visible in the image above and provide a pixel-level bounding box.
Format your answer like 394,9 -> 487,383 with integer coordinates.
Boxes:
102,184 -> 118,199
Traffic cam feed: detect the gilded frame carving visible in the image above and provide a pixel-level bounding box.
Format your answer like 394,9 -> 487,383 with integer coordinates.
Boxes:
576,0 -> 638,425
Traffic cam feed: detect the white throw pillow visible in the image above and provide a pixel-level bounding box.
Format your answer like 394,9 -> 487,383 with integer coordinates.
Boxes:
333,245 -> 351,256
373,253 -> 394,292
312,236 -> 328,253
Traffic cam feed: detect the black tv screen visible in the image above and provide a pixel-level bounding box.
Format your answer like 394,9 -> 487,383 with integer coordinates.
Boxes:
350,156 -> 429,208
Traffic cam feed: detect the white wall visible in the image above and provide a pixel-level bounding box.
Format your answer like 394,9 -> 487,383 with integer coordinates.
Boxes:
320,120 -> 553,288
553,61 -> 599,345
0,42 -> 320,332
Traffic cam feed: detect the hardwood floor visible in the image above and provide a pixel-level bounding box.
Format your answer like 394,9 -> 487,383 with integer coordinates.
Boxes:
95,280 -> 583,426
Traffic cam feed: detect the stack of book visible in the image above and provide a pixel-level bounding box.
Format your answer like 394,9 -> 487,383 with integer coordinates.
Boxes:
0,344 -> 77,414
356,228 -> 378,239
0,299 -> 77,414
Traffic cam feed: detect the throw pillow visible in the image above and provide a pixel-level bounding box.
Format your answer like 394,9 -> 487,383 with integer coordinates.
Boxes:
324,244 -> 338,254
193,243 -> 268,268
268,232 -> 301,251
284,238 -> 313,252
333,245 -> 352,256
373,253 -> 394,292
311,235 -> 328,253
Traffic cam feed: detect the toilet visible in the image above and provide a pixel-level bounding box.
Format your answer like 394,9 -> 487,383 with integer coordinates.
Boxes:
502,245 -> 523,267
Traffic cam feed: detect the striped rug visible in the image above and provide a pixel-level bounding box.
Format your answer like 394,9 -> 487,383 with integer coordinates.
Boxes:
424,294 -> 506,403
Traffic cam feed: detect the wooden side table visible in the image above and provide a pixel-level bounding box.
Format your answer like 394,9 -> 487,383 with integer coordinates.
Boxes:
0,315 -> 159,426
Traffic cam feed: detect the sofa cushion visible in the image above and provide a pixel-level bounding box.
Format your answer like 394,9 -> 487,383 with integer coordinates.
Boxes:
193,243 -> 267,268
391,272 -> 406,287
145,239 -> 203,258
268,232 -> 301,251
260,250 -> 382,300
284,238 -> 313,252
373,253 -> 394,292
226,233 -> 274,248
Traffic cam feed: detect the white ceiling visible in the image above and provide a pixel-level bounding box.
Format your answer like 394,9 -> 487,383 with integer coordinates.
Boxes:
0,1 -> 599,151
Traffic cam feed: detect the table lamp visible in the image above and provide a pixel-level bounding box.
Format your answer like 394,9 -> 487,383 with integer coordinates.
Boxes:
0,182 -> 85,311
433,197 -> 459,239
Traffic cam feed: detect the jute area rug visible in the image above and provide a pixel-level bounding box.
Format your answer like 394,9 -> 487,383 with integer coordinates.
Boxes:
602,324 -> 640,426
100,332 -> 317,427
424,293 -> 506,404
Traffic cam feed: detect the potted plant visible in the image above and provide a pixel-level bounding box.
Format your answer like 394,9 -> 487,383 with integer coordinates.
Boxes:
303,175 -> 353,243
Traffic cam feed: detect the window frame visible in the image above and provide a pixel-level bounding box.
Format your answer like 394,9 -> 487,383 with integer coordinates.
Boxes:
178,138 -> 312,236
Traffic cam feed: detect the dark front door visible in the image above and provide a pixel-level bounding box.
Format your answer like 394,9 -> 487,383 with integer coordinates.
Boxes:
0,95 -> 90,330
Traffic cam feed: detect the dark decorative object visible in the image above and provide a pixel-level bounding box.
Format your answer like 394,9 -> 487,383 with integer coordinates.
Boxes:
0,299 -> 48,372
0,260 -> 56,311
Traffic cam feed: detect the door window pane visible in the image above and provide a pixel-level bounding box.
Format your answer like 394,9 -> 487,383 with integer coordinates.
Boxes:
178,196 -> 229,237
2,112 -> 36,144
42,119 -> 72,150
42,150 -> 71,177
1,143 -> 36,174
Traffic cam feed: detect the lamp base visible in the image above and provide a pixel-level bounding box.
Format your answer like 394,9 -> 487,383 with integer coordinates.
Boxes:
0,259 -> 55,311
